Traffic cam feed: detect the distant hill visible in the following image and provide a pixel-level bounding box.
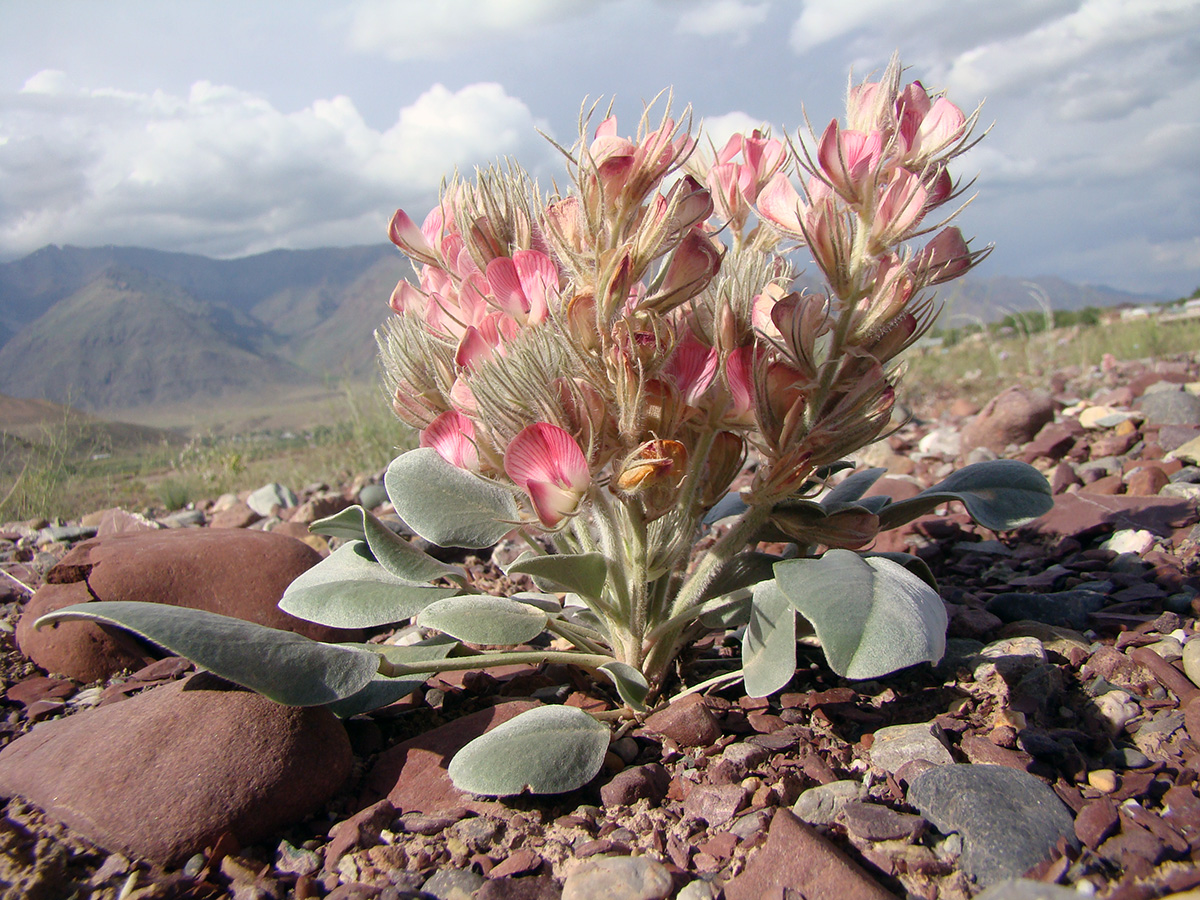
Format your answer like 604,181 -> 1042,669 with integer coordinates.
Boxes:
0,243 -> 1167,416
0,244 -> 410,412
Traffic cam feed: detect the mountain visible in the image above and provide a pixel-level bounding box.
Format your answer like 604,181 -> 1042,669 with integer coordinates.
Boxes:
0,243 -> 1168,418
0,244 -> 410,412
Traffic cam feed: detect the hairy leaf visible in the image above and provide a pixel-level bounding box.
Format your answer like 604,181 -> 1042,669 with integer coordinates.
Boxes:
506,552 -> 609,600
821,467 -> 887,506
386,449 -> 519,549
773,550 -> 946,679
309,505 -> 465,584
418,595 -> 549,645
280,541 -> 457,629
876,459 -> 1053,533
326,636 -> 457,718
35,601 -> 379,705
598,661 -> 649,711
448,705 -> 610,796
743,580 -> 797,698
765,499 -> 880,549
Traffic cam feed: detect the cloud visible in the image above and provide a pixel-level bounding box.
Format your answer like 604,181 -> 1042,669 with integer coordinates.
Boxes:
676,0 -> 769,44
346,0 -> 598,61
0,76 -> 551,259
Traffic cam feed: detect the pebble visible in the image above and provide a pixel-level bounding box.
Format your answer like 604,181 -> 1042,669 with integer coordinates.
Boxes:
1093,690 -> 1140,734
676,880 -> 719,900
907,764 -> 1078,887
1183,638 -> 1200,688
984,590 -> 1106,630
792,780 -> 866,825
972,879 -> 1086,899
1101,528 -> 1156,555
357,482 -> 389,510
247,482 -> 299,516
561,855 -> 672,900
1087,769 -> 1118,793
422,867 -> 486,900
973,637 -> 1047,681
869,721 -> 954,774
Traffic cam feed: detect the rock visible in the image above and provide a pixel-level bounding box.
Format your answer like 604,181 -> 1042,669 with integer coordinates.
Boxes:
793,780 -> 867,825
1074,797 -> 1119,849
362,701 -> 539,814
561,855 -> 672,900
600,763 -> 671,807
476,875 -> 562,900
1183,639 -> 1200,689
869,721 -> 954,774
358,483 -> 389,510
15,528 -> 356,682
642,694 -> 721,747
423,867 -> 487,900
325,799 -> 397,869
247,483 -> 299,516
0,673 -> 351,865
676,880 -> 719,900
973,880 -> 1084,899
961,387 -> 1055,456
973,636 -> 1048,682
683,783 -> 749,827
839,800 -> 925,841
1101,528 -> 1156,554
208,501 -> 262,529
1138,388 -> 1200,426
984,590 -> 1106,630
907,764 -> 1078,887
1024,492 -> 1197,541
723,808 -> 895,900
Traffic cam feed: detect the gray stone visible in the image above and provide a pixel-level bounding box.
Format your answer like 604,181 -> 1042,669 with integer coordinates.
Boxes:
676,880 -> 719,900
247,482 -> 298,516
972,637 -> 1047,681
358,482 -> 389,510
1183,638 -> 1200,689
907,764 -> 1077,887
561,855 -> 672,900
792,780 -> 866,825
160,508 -> 206,528
869,721 -> 954,774
36,524 -> 97,545
423,867 -> 487,899
973,879 -> 1084,899
984,590 -> 1106,630
1138,388 -> 1200,426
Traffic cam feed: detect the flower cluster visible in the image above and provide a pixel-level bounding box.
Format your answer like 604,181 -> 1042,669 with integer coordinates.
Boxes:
377,62 -> 986,675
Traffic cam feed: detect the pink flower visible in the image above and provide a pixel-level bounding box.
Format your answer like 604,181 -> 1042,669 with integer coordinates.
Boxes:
505,423 -> 591,528
870,168 -> 928,248
817,121 -> 883,204
912,227 -> 974,285
388,208 -> 439,267
420,411 -> 478,470
666,335 -> 719,406
643,229 -> 722,312
485,250 -> 559,327
756,172 -> 807,237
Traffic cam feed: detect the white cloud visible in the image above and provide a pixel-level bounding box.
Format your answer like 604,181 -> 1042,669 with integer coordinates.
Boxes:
676,0 -> 769,44
0,75 -> 551,259
695,110 -> 773,156
347,0 -> 598,61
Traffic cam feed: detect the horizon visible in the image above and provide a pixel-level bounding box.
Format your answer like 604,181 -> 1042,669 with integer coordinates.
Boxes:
2,1 -> 1198,296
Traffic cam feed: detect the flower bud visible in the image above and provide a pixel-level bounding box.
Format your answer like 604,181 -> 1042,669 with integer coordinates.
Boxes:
700,431 -> 747,507
614,439 -> 689,520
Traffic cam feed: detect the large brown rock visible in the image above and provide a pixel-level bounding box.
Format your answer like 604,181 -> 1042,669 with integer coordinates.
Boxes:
16,528 -> 360,682
961,387 -> 1055,456
0,673 -> 351,865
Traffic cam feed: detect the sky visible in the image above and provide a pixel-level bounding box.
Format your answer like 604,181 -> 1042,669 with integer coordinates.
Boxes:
1,0 -> 1198,298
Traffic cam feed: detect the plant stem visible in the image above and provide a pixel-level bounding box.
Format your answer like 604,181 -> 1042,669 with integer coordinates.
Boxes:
377,649 -> 616,678
670,500 -> 773,618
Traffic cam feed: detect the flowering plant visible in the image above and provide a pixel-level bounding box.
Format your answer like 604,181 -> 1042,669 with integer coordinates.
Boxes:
40,59 -> 1051,796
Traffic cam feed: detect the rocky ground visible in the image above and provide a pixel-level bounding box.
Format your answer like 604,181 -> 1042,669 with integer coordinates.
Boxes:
4,352 -> 1200,900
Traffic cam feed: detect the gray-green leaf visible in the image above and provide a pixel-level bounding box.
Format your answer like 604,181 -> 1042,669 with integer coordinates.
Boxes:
34,601 -> 379,706
773,549 -> 947,679
506,552 -> 609,600
326,636 -> 457,718
309,505 -> 465,584
876,459 -> 1053,533
447,705 -> 610,796
386,449 -> 519,549
417,595 -> 549,645
280,541 -> 458,629
743,580 -> 797,698
598,661 -> 649,711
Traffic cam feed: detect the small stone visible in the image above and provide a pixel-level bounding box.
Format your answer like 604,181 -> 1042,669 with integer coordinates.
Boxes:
676,880 -> 719,900
839,800 -> 925,841
907,764 -> 1078,888
599,763 -> 670,807
723,809 -> 894,900
1183,639 -> 1200,689
1073,798 -> 1119,849
973,637 -> 1047,681
1093,690 -> 1140,734
642,694 -> 721,747
792,780 -> 866,825
476,875 -> 562,900
869,721 -> 954,774
1139,388 -> 1200,426
961,387 -> 1055,456
683,783 -> 749,827
984,590 -> 1105,630
1101,528 -> 1156,555
247,483 -> 298,516
561,855 -> 672,900
972,879 -> 1085,899
423,868 -> 486,900
358,483 -> 389,510
1087,769 -> 1118,793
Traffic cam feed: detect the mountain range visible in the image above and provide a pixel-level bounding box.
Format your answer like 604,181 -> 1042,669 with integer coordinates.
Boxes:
0,243 -> 1168,418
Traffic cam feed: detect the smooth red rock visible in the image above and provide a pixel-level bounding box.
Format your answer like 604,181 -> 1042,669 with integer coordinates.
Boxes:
643,694 -> 722,747
208,502 -> 262,529
960,387 -> 1055,456
361,701 -> 539,814
0,673 -> 351,865
723,808 -> 895,900
1075,798 -> 1119,849
1025,493 -> 1196,540
1125,466 -> 1170,496
16,528 -> 359,682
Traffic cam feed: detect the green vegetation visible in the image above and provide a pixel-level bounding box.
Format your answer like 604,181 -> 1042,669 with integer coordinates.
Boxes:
0,384 -> 412,523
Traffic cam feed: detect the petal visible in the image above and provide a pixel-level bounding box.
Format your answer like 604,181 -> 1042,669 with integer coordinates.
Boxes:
756,173 -> 806,236
504,423 -> 590,495
420,411 -> 478,470
389,209 -> 438,266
